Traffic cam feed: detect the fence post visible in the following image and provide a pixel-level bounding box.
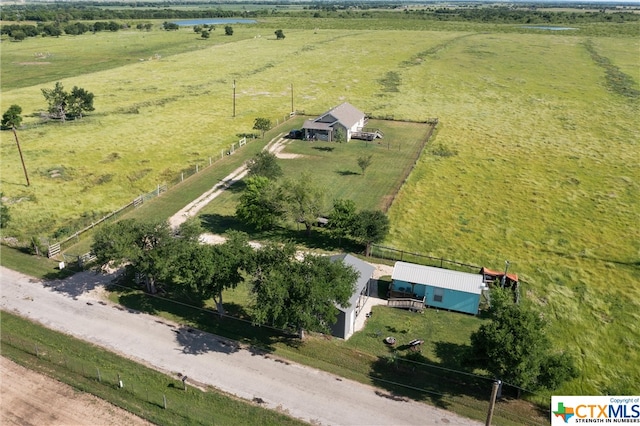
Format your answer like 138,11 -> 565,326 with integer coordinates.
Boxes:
181,172 -> 184,182
209,157 -> 212,165
157,184 -> 160,196
196,164 -> 199,173
35,344 -> 39,357
163,394 -> 167,409
440,258 -> 444,268
486,381 -> 500,426
97,368 -> 101,382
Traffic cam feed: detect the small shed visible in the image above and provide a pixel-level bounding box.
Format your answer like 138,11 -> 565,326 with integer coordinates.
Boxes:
329,253 -> 375,339
391,261 -> 486,315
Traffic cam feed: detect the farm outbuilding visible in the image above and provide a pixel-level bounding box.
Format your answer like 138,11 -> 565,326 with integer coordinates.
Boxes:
302,102 -> 367,142
390,261 -> 487,315
329,253 -> 375,339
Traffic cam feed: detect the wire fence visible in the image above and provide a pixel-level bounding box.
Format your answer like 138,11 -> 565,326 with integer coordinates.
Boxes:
371,244 -> 482,274
2,318 -> 546,426
1,331 -> 187,413
379,118 -> 438,213
47,112 -> 298,258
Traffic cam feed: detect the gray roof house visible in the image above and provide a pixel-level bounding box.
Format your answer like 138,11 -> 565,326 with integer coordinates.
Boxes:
302,102 -> 366,142
329,253 -> 375,339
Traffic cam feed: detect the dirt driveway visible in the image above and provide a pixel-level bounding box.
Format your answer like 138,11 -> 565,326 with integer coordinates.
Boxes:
0,356 -> 150,426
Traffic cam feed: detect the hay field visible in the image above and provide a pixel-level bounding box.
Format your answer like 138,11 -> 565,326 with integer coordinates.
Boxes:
1,23 -> 638,395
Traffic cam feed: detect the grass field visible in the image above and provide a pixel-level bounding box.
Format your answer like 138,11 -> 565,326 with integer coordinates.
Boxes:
1,17 -> 638,404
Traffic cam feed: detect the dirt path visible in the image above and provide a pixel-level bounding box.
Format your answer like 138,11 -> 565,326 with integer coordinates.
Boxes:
0,357 -> 151,426
0,266 -> 480,425
169,134 -> 289,229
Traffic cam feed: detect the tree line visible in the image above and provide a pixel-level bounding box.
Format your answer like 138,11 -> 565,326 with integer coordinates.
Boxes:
92,219 -> 358,339
237,151 -> 389,256
1,21 -> 150,41
2,3 -> 637,26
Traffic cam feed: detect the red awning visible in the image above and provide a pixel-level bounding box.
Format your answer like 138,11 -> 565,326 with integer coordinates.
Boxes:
480,267 -> 518,283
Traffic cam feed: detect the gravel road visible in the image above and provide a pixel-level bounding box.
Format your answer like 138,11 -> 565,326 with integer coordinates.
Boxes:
0,266 -> 481,425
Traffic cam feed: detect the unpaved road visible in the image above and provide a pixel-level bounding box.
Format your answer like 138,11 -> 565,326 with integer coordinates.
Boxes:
0,356 -> 151,426
169,134 -> 291,229
0,267 -> 480,425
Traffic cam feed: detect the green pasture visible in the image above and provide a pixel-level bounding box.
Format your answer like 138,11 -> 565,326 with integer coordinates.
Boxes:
1,19 -> 639,403
0,23 -> 262,91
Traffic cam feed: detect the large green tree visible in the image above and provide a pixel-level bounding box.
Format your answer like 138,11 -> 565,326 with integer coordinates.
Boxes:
42,82 -> 68,121
42,82 -> 94,121
1,105 -> 23,130
92,219 -> 175,293
350,210 -> 389,256
246,151 -> 282,180
67,86 -> 95,119
250,243 -> 358,338
236,176 -> 285,230
469,288 -> 576,393
171,230 -> 252,315
328,198 -> 356,246
284,172 -> 326,237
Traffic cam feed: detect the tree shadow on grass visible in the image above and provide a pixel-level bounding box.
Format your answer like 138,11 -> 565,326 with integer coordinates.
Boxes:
336,170 -> 359,176
369,341 -> 493,410
200,213 -> 247,235
199,213 -> 364,253
225,179 -> 246,194
433,341 -> 473,370
312,146 -> 335,152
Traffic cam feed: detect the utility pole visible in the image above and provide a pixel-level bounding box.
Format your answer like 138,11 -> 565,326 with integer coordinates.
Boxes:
233,80 -> 236,118
501,260 -> 510,288
12,126 -> 30,186
485,380 -> 500,426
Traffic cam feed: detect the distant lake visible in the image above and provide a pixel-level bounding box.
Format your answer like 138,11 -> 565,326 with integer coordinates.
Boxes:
521,26 -> 578,31
172,18 -> 257,26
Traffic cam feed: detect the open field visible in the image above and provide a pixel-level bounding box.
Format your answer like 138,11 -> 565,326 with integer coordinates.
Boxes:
1,17 -> 639,404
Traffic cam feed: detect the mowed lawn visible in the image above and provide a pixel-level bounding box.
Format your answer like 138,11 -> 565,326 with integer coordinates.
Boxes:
1,23 -> 638,398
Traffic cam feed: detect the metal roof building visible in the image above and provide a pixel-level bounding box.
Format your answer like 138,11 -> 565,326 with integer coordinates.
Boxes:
391,261 -> 486,315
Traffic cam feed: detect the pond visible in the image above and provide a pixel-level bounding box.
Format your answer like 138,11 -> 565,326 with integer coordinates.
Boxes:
171,18 -> 257,26
520,26 -> 578,31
